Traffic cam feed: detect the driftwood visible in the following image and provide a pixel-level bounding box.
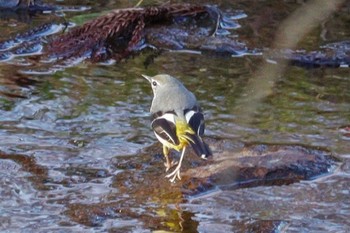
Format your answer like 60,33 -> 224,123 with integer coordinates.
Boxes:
47,4 -> 211,62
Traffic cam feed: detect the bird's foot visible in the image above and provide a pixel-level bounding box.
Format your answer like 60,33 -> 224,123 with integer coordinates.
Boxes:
165,165 -> 182,182
164,160 -> 178,172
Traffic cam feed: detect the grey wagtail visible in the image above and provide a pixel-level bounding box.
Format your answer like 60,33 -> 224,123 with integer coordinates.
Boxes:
142,74 -> 212,182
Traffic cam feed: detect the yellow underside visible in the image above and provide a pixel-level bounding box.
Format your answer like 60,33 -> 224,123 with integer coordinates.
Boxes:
162,120 -> 195,153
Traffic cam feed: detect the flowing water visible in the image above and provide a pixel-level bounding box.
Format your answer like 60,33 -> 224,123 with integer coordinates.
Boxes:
0,0 -> 349,232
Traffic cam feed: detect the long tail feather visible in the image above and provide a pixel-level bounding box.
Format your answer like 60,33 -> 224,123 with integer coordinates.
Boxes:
186,133 -> 212,159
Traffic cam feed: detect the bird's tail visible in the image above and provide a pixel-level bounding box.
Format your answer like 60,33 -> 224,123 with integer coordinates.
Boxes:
186,133 -> 212,159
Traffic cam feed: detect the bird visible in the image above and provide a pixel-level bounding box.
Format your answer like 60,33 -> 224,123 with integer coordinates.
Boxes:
142,74 -> 212,182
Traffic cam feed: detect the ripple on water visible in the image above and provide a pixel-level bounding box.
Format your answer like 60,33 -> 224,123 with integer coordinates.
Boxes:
182,173 -> 350,232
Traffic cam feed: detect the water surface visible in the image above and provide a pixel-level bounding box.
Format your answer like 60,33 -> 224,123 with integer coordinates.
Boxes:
0,0 -> 349,232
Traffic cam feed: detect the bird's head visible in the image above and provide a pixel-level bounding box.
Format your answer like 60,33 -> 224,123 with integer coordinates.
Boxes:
142,74 -> 181,94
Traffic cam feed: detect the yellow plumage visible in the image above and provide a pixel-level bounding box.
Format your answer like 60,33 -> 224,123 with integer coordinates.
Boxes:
163,120 -> 195,152
161,120 -> 195,179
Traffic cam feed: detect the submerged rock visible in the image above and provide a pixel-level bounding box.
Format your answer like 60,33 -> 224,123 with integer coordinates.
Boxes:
267,41 -> 350,68
184,140 -> 338,194
108,138 -> 339,197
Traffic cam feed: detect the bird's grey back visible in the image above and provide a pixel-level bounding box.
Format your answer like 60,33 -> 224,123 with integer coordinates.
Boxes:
150,77 -> 198,117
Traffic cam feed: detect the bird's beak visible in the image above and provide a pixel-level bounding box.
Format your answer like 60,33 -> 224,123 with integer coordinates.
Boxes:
141,74 -> 152,82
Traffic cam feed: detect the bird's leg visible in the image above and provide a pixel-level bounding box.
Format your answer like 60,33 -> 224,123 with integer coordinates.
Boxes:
26,0 -> 35,6
163,146 -> 177,172
166,147 -> 186,182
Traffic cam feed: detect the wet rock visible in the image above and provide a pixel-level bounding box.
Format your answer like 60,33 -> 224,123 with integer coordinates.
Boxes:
144,10 -> 258,57
0,1 -> 88,24
267,41 -> 350,68
0,151 -> 49,190
184,139 -> 338,193
199,219 -> 289,233
107,138 -> 339,196
115,138 -> 339,196
236,219 -> 289,233
65,202 -> 121,227
63,165 -> 110,180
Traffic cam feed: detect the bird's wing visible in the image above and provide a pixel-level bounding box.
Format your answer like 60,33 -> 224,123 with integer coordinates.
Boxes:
151,111 -> 180,146
184,106 -> 205,136
184,106 -> 212,158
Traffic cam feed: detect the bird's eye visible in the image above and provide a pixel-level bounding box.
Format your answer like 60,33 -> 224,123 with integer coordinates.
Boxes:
152,81 -> 157,86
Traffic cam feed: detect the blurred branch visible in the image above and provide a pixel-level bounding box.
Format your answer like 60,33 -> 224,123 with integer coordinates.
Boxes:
233,0 -> 346,125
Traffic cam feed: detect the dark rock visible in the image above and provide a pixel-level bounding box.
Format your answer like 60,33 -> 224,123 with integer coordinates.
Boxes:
184,139 -> 338,192
0,151 -> 49,190
234,219 -> 289,233
108,138 -> 339,198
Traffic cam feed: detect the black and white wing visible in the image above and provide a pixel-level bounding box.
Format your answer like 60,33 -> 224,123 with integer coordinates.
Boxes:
184,106 -> 205,136
184,106 -> 212,159
151,111 -> 180,147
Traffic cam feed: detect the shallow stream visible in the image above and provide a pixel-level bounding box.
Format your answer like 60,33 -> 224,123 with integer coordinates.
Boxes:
0,0 -> 349,232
